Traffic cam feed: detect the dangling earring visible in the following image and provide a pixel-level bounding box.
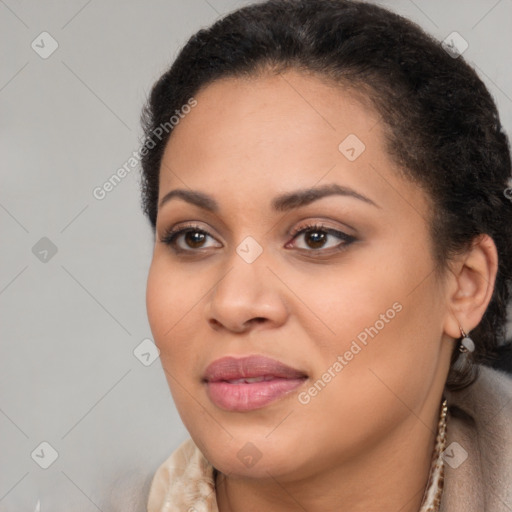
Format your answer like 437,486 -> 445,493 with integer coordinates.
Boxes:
447,326 -> 477,390
451,326 -> 475,375
459,326 -> 475,354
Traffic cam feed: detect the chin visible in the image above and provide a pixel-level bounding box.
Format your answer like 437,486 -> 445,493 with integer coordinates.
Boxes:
187,423 -> 311,480
211,447 -> 300,480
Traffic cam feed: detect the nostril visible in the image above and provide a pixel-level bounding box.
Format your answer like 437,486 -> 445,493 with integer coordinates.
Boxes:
244,317 -> 268,328
208,318 -> 223,330
207,316 -> 268,332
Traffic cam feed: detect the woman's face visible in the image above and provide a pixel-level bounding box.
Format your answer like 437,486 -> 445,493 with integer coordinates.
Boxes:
146,70 -> 454,480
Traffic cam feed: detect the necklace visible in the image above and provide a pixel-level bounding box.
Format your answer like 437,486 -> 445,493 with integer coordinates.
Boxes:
418,398 -> 448,512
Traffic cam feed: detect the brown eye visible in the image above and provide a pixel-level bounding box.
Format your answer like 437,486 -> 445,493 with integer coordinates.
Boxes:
184,231 -> 207,248
304,230 -> 327,249
160,225 -> 223,253
288,224 -> 356,252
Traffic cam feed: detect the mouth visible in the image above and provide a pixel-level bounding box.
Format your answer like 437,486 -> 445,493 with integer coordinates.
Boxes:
203,355 -> 308,412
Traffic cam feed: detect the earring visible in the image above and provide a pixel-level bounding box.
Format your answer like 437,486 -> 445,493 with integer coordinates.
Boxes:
451,326 -> 475,376
447,326 -> 477,389
459,327 -> 475,353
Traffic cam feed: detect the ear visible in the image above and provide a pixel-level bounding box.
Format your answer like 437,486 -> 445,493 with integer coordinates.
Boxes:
443,234 -> 498,339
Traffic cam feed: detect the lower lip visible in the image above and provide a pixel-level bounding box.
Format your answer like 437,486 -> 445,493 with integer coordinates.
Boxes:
206,378 -> 306,411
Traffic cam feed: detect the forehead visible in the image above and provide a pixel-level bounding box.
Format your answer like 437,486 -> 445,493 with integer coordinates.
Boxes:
158,70 -> 428,218
169,71 -> 380,147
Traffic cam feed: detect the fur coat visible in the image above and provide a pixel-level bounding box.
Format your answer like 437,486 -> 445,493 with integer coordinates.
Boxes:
146,364 -> 512,511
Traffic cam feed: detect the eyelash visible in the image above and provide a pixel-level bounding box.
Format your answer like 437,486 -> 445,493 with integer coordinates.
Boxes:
160,222 -> 356,255
160,223 -> 213,254
288,223 -> 356,252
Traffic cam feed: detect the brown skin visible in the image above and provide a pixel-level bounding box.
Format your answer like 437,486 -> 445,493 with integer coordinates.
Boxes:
146,70 -> 498,512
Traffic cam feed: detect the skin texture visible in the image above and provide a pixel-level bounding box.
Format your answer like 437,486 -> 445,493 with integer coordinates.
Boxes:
146,69 -> 498,512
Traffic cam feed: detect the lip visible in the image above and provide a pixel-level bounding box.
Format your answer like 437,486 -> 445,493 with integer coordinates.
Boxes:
203,355 -> 307,412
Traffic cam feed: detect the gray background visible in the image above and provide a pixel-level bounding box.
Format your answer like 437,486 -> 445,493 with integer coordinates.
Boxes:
1,0 -> 511,511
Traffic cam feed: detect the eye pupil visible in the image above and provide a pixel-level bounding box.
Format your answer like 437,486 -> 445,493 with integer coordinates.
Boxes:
185,231 -> 206,248
306,230 -> 326,248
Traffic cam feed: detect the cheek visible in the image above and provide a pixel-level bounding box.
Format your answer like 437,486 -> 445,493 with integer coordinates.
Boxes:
283,249 -> 406,352
146,259 -> 173,343
291,238 -> 441,391
146,258 -> 197,362
146,259 -> 205,412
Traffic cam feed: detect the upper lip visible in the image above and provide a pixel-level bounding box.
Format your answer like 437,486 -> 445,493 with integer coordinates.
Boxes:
203,355 -> 307,382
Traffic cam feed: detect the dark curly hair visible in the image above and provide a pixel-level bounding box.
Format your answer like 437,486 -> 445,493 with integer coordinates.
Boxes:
139,0 -> 512,390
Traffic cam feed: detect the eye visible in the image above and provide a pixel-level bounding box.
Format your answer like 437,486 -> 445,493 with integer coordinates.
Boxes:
287,223 -> 356,251
160,224 -> 222,252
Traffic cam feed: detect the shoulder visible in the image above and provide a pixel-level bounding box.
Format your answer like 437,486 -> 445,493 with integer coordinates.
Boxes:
441,365 -> 512,511
445,364 -> 512,431
146,438 -> 217,512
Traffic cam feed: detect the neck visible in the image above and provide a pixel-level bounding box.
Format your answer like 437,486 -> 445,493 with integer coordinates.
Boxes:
215,403 -> 441,512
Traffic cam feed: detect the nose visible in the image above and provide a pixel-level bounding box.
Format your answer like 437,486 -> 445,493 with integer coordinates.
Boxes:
205,255 -> 289,333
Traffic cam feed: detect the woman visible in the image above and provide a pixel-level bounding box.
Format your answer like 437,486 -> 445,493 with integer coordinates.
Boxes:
139,0 -> 512,510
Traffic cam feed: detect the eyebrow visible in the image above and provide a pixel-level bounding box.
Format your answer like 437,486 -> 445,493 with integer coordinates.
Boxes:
158,183 -> 379,212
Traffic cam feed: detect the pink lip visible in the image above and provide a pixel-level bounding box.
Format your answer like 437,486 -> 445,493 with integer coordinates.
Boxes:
203,356 -> 307,412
